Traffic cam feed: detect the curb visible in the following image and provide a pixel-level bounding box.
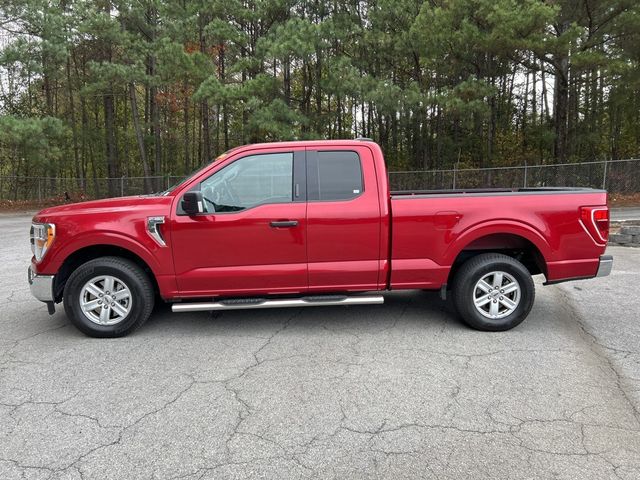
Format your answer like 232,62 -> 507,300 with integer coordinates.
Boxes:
609,220 -> 640,247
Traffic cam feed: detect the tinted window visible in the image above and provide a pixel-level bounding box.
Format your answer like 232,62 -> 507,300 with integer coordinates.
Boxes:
310,151 -> 363,201
200,153 -> 293,213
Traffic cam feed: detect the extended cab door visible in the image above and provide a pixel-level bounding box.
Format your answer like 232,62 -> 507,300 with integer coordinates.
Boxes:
171,148 -> 308,297
306,146 -> 382,291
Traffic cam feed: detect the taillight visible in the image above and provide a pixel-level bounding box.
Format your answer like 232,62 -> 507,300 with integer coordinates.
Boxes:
580,206 -> 609,244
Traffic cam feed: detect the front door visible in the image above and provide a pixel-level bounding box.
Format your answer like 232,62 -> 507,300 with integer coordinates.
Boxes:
171,149 -> 308,297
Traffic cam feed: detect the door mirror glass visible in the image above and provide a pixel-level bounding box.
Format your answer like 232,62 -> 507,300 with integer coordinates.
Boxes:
181,191 -> 204,215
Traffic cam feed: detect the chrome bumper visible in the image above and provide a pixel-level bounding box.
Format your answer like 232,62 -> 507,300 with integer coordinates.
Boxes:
596,255 -> 613,277
28,266 -> 55,302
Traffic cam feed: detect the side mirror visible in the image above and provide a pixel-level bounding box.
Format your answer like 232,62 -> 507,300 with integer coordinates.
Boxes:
181,191 -> 204,215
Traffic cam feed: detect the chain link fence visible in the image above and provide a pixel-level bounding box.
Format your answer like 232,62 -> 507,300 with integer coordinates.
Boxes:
0,158 -> 638,202
0,175 -> 185,202
388,158 -> 640,193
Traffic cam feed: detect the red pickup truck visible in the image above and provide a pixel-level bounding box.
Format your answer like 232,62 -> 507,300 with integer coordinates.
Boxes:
28,139 -> 612,337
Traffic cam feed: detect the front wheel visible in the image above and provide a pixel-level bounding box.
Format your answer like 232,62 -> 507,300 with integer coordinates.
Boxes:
452,253 -> 535,331
63,256 -> 155,337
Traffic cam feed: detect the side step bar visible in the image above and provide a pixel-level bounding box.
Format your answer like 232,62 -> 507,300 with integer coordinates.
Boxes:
171,295 -> 384,313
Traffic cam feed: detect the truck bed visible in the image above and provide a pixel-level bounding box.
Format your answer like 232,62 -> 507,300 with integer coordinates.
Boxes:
388,187 -> 608,289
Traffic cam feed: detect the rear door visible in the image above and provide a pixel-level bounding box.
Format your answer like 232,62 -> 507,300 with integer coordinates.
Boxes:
305,146 -> 381,291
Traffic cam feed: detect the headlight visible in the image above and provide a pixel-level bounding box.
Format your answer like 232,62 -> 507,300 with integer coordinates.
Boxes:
30,223 -> 55,262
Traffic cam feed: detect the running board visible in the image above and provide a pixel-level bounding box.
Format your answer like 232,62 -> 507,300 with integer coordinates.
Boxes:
171,295 -> 384,313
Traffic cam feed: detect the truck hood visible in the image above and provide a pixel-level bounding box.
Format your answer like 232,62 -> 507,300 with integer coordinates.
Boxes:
34,195 -> 173,222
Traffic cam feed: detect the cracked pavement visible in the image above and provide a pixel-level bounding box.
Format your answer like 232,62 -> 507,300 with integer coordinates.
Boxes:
1,213 -> 639,479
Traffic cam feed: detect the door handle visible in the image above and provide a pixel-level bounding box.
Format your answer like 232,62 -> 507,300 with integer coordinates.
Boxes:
270,220 -> 298,228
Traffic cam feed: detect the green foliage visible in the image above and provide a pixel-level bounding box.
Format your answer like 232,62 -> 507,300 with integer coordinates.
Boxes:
439,77 -> 495,118
248,98 -> 307,140
0,0 -> 639,182
0,116 -> 68,171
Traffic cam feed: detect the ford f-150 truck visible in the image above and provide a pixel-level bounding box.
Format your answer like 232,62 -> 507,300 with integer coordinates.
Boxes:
28,139 -> 613,337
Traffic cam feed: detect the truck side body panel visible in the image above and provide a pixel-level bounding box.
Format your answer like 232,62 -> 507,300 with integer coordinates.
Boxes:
32,196 -> 179,298
389,191 -> 608,288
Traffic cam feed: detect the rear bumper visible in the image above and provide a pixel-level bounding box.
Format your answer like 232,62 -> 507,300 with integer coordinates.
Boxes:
596,254 -> 613,277
28,266 -> 55,302
544,254 -> 612,285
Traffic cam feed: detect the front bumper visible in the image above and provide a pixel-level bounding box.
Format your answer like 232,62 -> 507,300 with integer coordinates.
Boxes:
596,254 -> 613,277
28,266 -> 55,302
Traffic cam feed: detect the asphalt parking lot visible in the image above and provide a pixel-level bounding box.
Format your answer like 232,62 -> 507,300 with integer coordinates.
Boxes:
1,213 -> 639,480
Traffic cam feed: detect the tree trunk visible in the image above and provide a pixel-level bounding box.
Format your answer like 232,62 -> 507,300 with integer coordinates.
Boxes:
183,81 -> 190,173
200,21 -> 211,161
522,68 -> 530,150
284,56 -> 291,107
553,62 -> 569,162
553,21 -> 570,162
129,83 -> 153,193
218,43 -> 229,149
150,83 -> 161,181
103,92 -> 118,197
488,77 -> 496,165
65,58 -> 82,190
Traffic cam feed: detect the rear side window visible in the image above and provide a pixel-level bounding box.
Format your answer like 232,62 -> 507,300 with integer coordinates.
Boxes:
308,151 -> 363,201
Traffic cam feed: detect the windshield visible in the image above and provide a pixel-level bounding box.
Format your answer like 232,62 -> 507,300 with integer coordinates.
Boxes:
159,148 -> 238,195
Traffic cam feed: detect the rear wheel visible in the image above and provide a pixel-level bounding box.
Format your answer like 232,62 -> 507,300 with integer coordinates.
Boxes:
452,253 -> 535,331
63,256 -> 154,337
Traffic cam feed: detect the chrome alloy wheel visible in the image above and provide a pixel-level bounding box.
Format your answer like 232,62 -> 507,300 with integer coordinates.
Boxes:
473,271 -> 521,320
79,275 -> 132,326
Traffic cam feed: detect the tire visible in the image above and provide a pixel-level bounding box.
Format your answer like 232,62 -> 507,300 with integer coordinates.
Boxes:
451,253 -> 535,331
63,256 -> 155,338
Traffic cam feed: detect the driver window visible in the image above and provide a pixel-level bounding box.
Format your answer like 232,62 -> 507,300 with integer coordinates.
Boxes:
199,152 -> 293,213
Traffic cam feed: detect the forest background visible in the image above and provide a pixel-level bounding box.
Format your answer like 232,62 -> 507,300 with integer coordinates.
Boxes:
1,0 -> 639,197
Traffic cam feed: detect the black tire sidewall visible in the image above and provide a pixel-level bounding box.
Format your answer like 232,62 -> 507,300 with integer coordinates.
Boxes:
453,255 -> 535,331
63,258 -> 153,337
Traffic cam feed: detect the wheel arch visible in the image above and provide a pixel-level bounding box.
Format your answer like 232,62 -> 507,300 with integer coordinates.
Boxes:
53,245 -> 160,302
446,228 -> 549,286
